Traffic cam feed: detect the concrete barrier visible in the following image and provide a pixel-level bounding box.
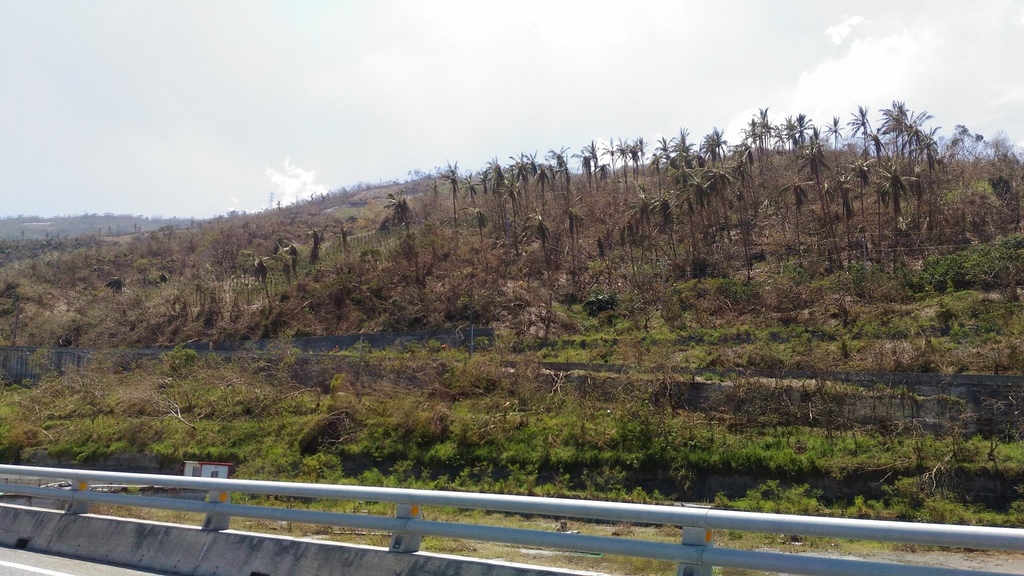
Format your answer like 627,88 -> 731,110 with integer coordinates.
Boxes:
0,504 -> 601,576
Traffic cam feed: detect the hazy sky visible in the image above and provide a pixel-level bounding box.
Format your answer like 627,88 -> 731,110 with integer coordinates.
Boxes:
2,1 -> 1023,219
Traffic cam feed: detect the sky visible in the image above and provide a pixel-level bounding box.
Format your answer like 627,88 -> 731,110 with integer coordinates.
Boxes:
2,1 -> 1023,219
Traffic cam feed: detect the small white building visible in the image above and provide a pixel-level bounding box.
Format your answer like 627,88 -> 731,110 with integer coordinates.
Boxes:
180,461 -> 233,479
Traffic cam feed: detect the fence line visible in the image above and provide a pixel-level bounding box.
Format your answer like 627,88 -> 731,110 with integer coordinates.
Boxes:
0,327 -> 493,384
3,333 -> 1022,392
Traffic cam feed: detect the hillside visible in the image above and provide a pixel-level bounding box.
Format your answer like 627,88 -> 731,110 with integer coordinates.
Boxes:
2,104 -> 1024,551
0,103 -> 1019,516
0,103 -> 1022,375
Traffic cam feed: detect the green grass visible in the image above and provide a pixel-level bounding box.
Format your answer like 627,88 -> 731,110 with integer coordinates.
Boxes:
3,347 -> 1024,531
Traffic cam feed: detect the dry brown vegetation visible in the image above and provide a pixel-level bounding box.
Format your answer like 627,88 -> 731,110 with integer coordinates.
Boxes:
0,102 -> 1021,373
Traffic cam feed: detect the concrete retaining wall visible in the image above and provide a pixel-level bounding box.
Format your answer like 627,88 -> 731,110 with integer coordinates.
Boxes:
0,504 -> 601,576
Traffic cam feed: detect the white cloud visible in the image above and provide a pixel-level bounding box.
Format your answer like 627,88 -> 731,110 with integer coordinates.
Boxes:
724,107 -> 762,144
266,158 -> 328,208
825,15 -> 865,44
3,3 -> 1024,219
789,29 -> 924,124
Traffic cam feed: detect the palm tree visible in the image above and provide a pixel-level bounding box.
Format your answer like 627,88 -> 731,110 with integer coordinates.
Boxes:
794,113 -> 813,148
781,180 -> 811,251
672,168 -> 703,264
874,159 -> 916,266
533,163 -> 552,206
600,139 -> 618,191
307,227 -> 322,265
509,154 -> 535,213
800,128 -> 829,183
655,135 -> 673,159
524,211 -> 552,269
567,207 -> 583,249
466,207 -> 488,244
340,226 -> 349,252
867,132 -> 886,160
628,187 -> 655,239
756,107 -> 773,161
648,152 -> 665,194
847,105 -> 872,155
546,146 -> 571,197
905,108 -> 936,170
486,158 -> 505,193
275,239 -> 299,281
444,161 -> 460,227
241,252 -> 271,301
484,158 -> 508,238
567,207 -> 584,288
880,100 -> 910,159
634,137 -> 648,179
831,173 -> 854,262
799,128 -> 833,250
574,142 -> 598,192
781,116 -> 799,152
700,128 -> 727,164
731,153 -> 755,278
824,116 -> 843,150
703,164 -> 734,237
254,257 -> 270,300
732,142 -> 755,171
652,194 -> 675,258
615,139 -> 632,188
849,158 -> 874,223
742,117 -> 760,147
463,173 -> 480,206
672,128 -> 695,168
685,166 -> 713,217
384,192 -> 413,230
478,169 -> 491,196
654,136 -> 675,192
917,127 -> 942,231
504,177 -> 522,237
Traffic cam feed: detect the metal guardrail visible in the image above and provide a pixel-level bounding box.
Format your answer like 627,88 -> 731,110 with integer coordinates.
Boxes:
1,465 -> 1022,576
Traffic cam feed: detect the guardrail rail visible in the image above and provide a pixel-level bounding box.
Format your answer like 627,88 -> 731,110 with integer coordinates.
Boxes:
1,465 -> 1023,576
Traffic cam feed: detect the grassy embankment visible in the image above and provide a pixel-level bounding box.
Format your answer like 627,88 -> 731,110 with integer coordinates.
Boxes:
2,341 -> 1022,529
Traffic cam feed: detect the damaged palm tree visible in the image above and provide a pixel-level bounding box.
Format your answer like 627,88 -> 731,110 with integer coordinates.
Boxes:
274,239 -> 299,284
384,192 -> 413,230
241,251 -> 272,301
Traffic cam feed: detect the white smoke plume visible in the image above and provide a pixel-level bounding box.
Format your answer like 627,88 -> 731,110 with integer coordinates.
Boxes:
266,158 -> 329,208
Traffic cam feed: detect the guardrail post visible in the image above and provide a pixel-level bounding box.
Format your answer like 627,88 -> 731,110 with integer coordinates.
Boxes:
389,503 -> 422,553
676,526 -> 713,576
65,481 -> 90,515
202,490 -> 231,530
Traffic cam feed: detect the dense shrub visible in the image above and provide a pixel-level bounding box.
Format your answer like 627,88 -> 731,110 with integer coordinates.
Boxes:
915,235 -> 1024,293
582,288 -> 619,316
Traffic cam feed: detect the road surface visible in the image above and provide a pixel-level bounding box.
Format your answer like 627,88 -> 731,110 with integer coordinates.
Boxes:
0,548 -> 166,576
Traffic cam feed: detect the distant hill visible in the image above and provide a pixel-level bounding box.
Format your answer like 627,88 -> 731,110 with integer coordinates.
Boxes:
0,214 -> 195,240
0,176 -> 437,242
